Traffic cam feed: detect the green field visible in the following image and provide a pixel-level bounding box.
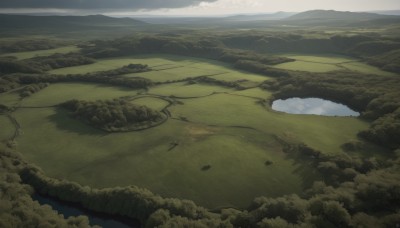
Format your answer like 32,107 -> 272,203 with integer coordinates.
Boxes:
19,82 -> 141,107
15,106 -> 316,208
0,115 -> 14,141
130,96 -> 170,111
274,53 -> 397,76
0,90 -> 21,107
49,54 -> 271,84
12,56 -> 373,209
169,92 -> 368,155
1,45 -> 81,60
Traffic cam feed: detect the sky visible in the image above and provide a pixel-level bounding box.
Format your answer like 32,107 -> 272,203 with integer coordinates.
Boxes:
0,0 -> 399,16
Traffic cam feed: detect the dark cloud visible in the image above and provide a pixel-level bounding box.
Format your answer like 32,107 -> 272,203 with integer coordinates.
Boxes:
0,0 -> 217,10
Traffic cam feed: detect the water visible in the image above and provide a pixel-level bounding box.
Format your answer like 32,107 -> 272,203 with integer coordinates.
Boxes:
271,97 -> 359,116
33,194 -> 141,228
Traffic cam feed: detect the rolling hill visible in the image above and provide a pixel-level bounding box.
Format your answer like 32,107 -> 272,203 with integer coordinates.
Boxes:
0,14 -> 146,29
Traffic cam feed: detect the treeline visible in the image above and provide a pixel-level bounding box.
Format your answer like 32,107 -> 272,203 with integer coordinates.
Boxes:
0,38 -> 68,53
62,99 -> 165,132
262,71 -> 400,149
0,53 -> 94,74
11,63 -> 152,90
0,145 -> 93,228
3,53 -> 95,74
219,32 -> 400,74
20,83 -> 49,98
19,166 -> 218,226
189,76 -> 247,90
27,53 -> 95,70
80,35 -> 293,70
80,32 -> 400,74
0,57 -> 42,74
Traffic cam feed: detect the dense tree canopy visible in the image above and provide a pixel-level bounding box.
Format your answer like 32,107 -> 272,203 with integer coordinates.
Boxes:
62,99 -> 165,132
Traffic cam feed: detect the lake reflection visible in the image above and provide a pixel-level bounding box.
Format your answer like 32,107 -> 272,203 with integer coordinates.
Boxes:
272,98 -> 359,116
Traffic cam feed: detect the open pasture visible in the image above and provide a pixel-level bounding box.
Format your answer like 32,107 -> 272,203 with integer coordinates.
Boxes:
19,82 -> 140,107
274,53 -> 397,75
14,106 -> 315,209
0,115 -> 14,141
49,54 -> 272,84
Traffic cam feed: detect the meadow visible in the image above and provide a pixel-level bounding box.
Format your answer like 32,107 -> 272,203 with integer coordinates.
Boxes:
1,55 -> 377,209
274,53 -> 397,76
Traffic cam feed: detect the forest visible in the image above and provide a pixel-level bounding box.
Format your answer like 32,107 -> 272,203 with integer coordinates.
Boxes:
62,99 -> 165,132
0,9 -> 400,228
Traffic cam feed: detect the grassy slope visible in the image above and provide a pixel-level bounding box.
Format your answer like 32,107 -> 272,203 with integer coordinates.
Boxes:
0,115 -> 14,141
19,82 -> 140,107
1,45 -> 80,60
130,97 -> 170,111
0,90 -> 21,107
15,107 -> 315,209
169,93 -> 369,155
149,82 -> 234,97
274,53 -> 397,75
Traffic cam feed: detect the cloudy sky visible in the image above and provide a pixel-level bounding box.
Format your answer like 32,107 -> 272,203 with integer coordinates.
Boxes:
0,0 -> 399,16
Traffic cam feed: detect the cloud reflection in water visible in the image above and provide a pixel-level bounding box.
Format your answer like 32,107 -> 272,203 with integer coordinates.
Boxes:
272,98 -> 359,116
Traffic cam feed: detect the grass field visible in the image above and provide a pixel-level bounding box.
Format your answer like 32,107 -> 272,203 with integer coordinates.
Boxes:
0,115 -> 14,141
49,54 -> 272,84
170,93 -> 369,155
274,53 -> 397,76
130,96 -> 170,111
15,107 -> 316,208
1,45 -> 81,60
13,56 -> 375,209
0,90 -> 21,107
19,82 -> 140,107
148,82 -> 234,97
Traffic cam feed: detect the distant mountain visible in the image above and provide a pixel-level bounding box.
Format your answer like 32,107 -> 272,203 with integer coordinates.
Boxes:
223,12 -> 296,21
0,14 -> 146,29
369,10 -> 400,16
286,10 -> 395,21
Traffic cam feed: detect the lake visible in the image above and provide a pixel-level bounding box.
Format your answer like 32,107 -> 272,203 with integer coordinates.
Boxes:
272,97 -> 359,116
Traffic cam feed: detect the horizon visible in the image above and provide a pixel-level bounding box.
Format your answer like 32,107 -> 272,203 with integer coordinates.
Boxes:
0,0 -> 399,17
1,9 -> 400,18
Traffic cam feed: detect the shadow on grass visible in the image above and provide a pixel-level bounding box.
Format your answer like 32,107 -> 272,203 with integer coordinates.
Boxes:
47,107 -> 108,136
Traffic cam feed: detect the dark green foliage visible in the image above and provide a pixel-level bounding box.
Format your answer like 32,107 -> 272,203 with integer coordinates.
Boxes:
0,38 -> 68,53
16,63 -> 152,89
309,200 -> 351,227
20,167 -> 212,224
359,108 -> 400,149
249,195 -> 308,224
367,49 -> 400,74
0,53 -> 95,74
264,160 -> 273,166
0,57 -> 42,74
82,35 -> 293,69
0,146 -> 92,228
0,76 -> 19,92
26,53 -> 95,70
201,165 -> 211,171
62,99 -> 164,132
234,60 -> 291,77
20,83 -> 49,98
349,40 -> 400,56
